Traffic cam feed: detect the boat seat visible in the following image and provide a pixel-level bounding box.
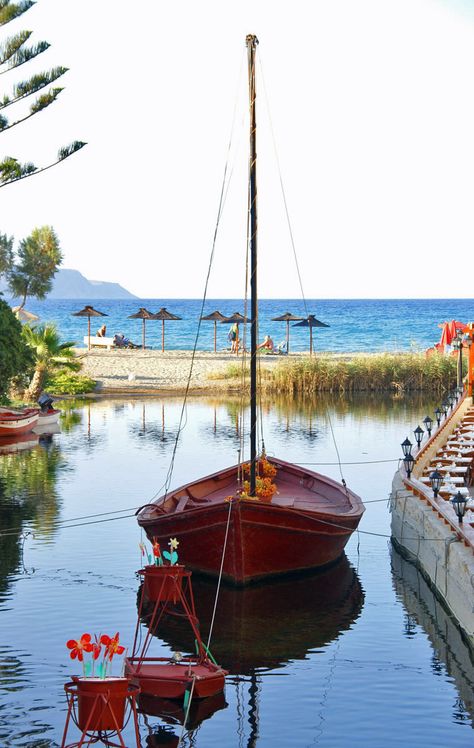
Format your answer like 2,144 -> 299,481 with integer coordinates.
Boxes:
174,495 -> 189,512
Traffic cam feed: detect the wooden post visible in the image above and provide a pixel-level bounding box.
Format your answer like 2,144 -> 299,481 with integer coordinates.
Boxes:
468,323 -> 474,397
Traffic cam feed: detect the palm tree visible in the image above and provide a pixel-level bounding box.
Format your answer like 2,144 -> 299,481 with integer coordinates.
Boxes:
22,322 -> 78,401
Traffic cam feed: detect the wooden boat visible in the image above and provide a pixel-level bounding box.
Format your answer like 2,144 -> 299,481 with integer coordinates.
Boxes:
125,564 -> 227,699
136,34 -> 365,584
0,406 -> 39,436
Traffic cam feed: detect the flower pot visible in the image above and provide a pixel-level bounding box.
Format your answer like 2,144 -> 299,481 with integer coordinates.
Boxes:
139,565 -> 185,603
75,676 -> 128,731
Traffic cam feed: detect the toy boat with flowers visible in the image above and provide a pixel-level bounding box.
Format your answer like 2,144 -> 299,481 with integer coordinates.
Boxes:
136,36 -> 364,585
124,538 -> 227,700
137,455 -> 364,584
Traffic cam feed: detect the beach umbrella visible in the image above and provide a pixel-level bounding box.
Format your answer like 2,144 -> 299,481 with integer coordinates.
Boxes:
271,311 -> 303,353
128,307 -> 155,350
72,305 -> 108,350
438,320 -> 467,353
292,314 -> 329,356
152,307 -> 182,352
221,312 -> 249,351
11,306 -> 39,323
200,310 -> 227,352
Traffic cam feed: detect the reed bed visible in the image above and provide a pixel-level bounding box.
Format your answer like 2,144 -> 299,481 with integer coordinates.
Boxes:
264,353 -> 459,394
210,353 -> 461,394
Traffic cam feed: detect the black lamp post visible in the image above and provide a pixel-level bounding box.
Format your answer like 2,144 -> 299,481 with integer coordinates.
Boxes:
441,402 -> 449,419
453,332 -> 464,390
403,454 -> 415,478
434,407 -> 442,427
451,491 -> 468,523
448,392 -> 456,409
414,425 -> 424,449
429,469 -> 443,498
401,438 -> 413,458
423,416 -> 433,437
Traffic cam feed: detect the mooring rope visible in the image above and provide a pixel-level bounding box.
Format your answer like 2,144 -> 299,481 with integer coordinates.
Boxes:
177,674 -> 197,747
206,498 -> 233,652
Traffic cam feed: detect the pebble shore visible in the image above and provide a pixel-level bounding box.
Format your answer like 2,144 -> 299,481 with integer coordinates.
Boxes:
76,348 -> 285,394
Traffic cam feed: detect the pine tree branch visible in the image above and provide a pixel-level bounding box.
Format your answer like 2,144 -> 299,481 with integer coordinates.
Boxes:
0,30 -> 31,65
0,39 -> 50,73
0,1 -> 35,27
0,87 -> 63,132
0,141 -> 86,187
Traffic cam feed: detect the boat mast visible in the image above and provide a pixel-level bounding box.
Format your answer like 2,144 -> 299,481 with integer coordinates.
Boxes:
246,33 -> 259,496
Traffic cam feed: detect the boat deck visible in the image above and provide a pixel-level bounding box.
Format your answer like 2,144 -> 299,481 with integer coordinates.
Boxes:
163,458 -> 358,518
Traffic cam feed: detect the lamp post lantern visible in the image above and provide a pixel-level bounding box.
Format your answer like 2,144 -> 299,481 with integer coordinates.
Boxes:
434,407 -> 442,427
452,491 -> 468,523
429,469 -> 443,498
401,438 -> 413,458
422,416 -> 433,437
403,454 -> 415,478
414,425 -> 424,449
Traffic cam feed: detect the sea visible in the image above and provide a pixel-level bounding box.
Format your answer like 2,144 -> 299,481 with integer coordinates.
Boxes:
18,297 -> 474,351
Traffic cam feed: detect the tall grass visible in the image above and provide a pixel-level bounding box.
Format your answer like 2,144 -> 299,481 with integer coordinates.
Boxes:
265,353 -> 460,394
210,353 -> 461,394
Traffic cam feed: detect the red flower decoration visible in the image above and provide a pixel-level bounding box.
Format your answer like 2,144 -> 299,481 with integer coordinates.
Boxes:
66,633 -> 93,661
92,635 -> 102,660
152,537 -> 161,558
100,632 -> 125,661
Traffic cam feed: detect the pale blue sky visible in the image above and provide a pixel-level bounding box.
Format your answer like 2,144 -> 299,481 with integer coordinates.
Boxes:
2,0 -> 474,299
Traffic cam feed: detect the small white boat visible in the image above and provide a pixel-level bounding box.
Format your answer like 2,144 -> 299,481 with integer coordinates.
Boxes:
37,408 -> 61,426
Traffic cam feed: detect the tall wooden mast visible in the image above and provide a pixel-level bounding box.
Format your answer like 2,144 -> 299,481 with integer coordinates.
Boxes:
246,33 -> 259,496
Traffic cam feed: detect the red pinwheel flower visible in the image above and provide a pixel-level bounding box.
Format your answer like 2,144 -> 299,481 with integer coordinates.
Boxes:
91,635 -> 102,660
152,537 -> 161,558
66,633 -> 93,662
100,632 -> 125,661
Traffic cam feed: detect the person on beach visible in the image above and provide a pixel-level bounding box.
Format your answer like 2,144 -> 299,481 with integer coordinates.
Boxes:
257,334 -> 275,352
228,323 -> 238,353
97,324 -> 106,337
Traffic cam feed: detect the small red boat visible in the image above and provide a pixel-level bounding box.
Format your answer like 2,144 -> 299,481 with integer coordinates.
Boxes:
0,407 -> 39,436
137,457 -> 364,585
125,564 -> 227,700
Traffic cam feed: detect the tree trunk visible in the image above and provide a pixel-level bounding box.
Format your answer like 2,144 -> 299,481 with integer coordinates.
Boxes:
25,365 -> 46,402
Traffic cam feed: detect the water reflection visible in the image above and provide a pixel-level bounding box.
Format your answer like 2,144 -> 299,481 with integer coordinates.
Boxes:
0,440 -> 66,593
391,546 -> 474,727
129,403 -> 179,446
141,554 -> 364,675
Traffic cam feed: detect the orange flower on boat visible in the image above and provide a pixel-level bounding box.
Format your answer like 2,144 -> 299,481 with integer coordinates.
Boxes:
66,633 -> 93,661
100,632 -> 125,661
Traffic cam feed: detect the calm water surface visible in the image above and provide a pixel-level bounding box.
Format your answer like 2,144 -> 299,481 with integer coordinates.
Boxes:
0,394 -> 473,747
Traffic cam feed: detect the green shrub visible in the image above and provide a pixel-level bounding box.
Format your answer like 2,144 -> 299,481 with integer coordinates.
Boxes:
46,371 -> 96,395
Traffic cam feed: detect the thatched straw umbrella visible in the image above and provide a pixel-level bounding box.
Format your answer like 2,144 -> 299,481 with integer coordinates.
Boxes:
271,311 -> 303,353
12,306 -> 39,323
72,305 -> 108,350
128,307 -> 155,350
200,310 -> 227,352
152,307 -> 182,352
292,314 -> 329,356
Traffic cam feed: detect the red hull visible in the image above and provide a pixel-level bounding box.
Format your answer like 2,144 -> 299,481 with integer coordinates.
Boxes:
124,657 -> 226,699
137,457 -> 364,584
0,408 -> 39,436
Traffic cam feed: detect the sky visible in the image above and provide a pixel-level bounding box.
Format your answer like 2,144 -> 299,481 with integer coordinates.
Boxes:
2,0 -> 474,299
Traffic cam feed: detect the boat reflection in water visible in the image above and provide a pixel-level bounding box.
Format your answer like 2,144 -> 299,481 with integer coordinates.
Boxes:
148,553 -> 364,675
137,553 -> 363,742
391,546 -> 474,726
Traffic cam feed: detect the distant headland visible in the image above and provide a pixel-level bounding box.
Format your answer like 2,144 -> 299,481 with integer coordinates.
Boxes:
1,268 -> 137,300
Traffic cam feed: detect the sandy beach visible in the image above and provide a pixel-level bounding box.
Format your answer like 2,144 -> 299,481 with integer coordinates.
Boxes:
76,348 -> 286,394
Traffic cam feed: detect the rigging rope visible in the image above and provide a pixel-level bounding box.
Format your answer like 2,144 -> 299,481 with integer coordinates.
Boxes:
206,499 -> 233,652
